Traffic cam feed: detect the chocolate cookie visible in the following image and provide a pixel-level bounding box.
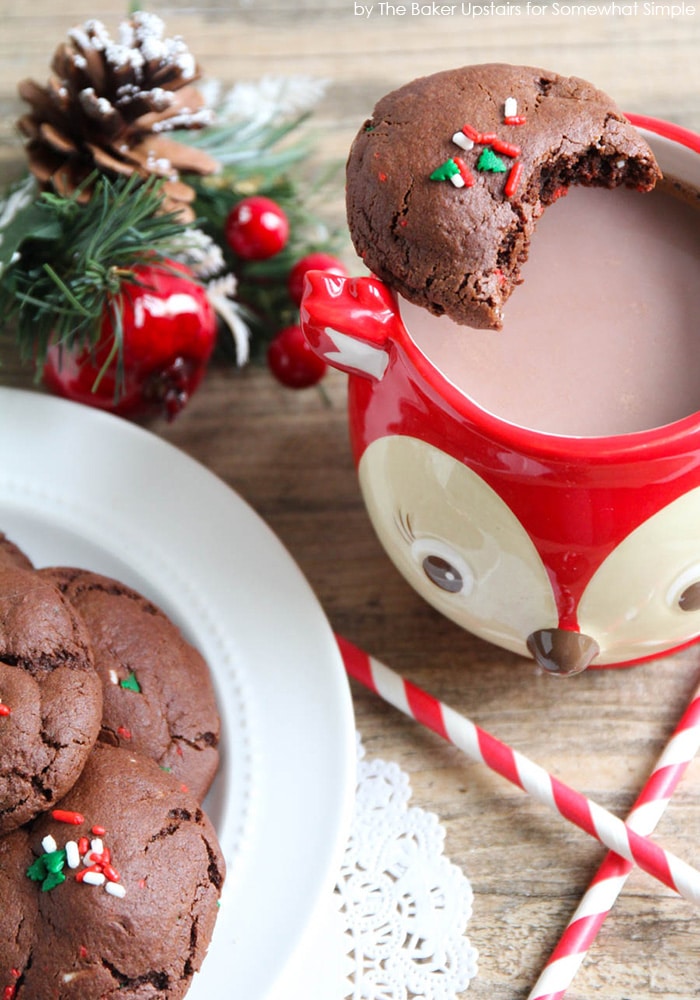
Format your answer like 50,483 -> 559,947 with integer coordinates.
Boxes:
346,63 -> 662,329
0,531 -> 34,571
41,568 -> 220,801
0,742 -> 225,1000
0,566 -> 102,834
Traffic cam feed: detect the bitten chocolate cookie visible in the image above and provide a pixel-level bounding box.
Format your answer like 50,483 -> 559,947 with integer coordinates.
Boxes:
40,568 -> 220,801
0,742 -> 225,1000
0,566 -> 102,835
346,63 -> 662,329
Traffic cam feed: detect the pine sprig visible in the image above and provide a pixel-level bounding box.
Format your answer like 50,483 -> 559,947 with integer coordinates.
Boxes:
0,174 -> 194,368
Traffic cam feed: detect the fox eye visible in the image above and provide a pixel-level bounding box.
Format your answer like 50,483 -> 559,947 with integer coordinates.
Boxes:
422,554 -> 463,593
410,537 -> 474,596
678,580 -> 700,612
666,563 -> 700,612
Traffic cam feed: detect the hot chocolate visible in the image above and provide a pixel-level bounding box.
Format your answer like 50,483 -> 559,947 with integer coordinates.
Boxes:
401,179 -> 700,437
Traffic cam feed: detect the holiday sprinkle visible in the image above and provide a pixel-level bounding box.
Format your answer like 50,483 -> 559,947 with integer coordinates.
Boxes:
431,105 -> 525,197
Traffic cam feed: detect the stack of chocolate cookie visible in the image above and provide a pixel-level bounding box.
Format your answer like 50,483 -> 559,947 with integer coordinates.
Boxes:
0,532 -> 224,1000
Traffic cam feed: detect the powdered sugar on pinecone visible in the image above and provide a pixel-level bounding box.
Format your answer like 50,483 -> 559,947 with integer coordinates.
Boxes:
17,12 -> 219,220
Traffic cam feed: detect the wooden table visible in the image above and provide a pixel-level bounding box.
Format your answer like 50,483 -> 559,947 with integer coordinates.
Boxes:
2,3 -> 700,997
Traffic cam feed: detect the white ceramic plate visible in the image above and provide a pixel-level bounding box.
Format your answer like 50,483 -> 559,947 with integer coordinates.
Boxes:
0,387 -> 356,999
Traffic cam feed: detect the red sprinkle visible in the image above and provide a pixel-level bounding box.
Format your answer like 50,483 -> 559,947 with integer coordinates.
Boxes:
79,946 -> 88,959
0,705 -> 11,717
91,825 -> 106,837
549,185 -> 569,202
460,122 -> 481,142
490,138 -> 521,158
51,809 -> 85,826
117,726 -> 132,740
75,864 -> 103,883
102,863 -> 120,883
78,836 -> 89,855
504,114 -> 527,126
453,156 -> 475,188
3,986 -> 16,1000
505,162 -> 524,198
378,172 -> 387,182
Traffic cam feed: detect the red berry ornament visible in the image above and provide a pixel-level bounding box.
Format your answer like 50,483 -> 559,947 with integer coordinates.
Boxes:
224,196 -> 290,260
43,260 -> 217,420
287,252 -> 348,306
267,325 -> 327,389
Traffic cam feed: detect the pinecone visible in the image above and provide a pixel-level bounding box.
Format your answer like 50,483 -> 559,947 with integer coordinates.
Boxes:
17,12 -> 219,221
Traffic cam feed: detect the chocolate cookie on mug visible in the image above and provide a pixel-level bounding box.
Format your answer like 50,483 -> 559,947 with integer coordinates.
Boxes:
345,62 -> 661,329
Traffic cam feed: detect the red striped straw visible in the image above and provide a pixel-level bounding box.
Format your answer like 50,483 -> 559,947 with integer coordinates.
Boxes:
335,635 -> 700,907
527,674 -> 700,1000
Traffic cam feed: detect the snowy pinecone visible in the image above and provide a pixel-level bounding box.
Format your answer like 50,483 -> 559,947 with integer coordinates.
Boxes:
17,12 -> 219,220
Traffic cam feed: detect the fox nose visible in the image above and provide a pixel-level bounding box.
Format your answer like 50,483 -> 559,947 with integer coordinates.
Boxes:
526,628 -> 600,676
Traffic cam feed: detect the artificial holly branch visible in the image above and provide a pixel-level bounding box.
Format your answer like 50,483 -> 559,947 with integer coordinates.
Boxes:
0,9 -> 348,418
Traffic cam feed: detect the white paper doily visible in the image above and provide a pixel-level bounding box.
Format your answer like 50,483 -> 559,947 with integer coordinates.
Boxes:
337,733 -> 479,999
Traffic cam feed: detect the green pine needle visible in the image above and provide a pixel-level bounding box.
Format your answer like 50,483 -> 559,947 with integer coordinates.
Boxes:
0,173 -> 195,372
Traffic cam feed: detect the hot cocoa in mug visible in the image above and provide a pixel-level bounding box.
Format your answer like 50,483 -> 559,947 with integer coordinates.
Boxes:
301,63 -> 700,676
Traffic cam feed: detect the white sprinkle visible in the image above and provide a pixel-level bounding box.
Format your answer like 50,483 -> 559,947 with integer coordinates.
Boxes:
108,669 -> 120,685
65,840 -> 80,869
83,871 -> 106,886
105,881 -> 127,898
90,838 -> 104,855
62,972 -> 80,983
504,96 -> 518,118
83,851 -> 97,866
616,158 -> 626,168
42,835 -> 58,854
449,173 -> 466,188
72,54 -> 88,70
452,131 -> 474,152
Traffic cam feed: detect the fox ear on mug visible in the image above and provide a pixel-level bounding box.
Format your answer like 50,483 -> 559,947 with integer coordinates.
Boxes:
300,272 -> 405,381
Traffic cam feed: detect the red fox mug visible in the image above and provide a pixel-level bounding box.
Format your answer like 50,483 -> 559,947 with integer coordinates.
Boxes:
301,117 -> 700,675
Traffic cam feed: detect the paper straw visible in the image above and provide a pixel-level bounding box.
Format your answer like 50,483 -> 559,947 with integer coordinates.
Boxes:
335,634 -> 700,907
527,674 -> 700,1000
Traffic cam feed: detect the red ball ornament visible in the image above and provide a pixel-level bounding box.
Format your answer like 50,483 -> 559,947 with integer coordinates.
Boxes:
287,252 -> 348,306
267,324 -> 327,389
224,196 -> 290,260
42,260 -> 217,420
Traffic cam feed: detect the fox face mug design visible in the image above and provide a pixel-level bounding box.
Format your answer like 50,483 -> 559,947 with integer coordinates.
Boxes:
301,118 -> 700,675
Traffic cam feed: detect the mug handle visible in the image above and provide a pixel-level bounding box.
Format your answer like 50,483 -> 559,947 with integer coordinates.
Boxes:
300,271 -> 405,381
